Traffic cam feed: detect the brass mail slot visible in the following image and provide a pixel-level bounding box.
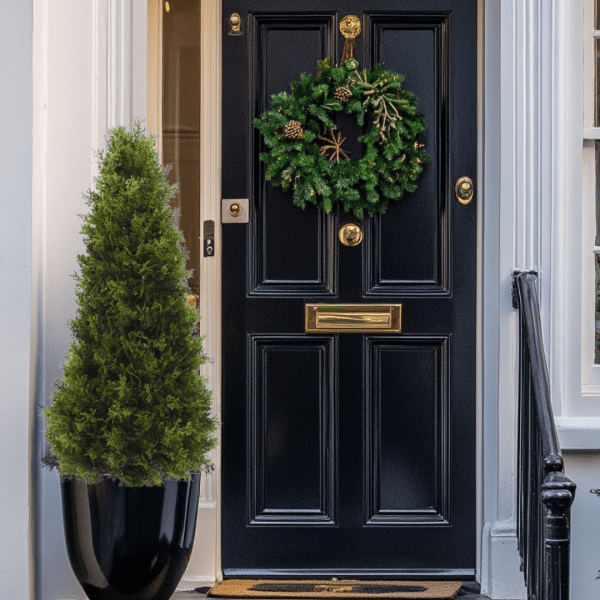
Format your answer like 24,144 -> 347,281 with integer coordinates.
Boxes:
305,304 -> 402,333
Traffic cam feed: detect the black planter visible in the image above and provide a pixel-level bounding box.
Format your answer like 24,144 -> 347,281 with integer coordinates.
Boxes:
60,473 -> 201,600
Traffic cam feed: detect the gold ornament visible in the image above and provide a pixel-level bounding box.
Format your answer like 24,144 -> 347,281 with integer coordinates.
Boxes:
334,86 -> 352,103
283,120 -> 304,139
340,15 -> 362,65
318,129 -> 349,162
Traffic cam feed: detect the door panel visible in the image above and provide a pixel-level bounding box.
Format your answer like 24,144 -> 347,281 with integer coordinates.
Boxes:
365,336 -> 449,524
366,14 -> 448,293
248,335 -> 337,525
250,15 -> 336,295
222,0 -> 477,578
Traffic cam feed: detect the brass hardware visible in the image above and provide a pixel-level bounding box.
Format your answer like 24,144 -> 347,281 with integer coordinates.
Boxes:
340,15 -> 362,65
229,13 -> 242,35
314,586 -> 353,593
305,304 -> 402,333
455,176 -> 474,205
340,15 -> 362,38
222,199 -> 249,223
186,294 -> 199,309
339,223 -> 363,246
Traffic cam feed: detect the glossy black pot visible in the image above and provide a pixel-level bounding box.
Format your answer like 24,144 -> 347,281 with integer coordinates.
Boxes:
60,473 -> 201,600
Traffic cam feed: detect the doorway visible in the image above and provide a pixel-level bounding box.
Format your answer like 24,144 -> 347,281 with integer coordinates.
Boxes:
220,0 -> 478,578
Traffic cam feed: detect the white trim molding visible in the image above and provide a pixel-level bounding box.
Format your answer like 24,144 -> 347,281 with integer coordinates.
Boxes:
479,0 -> 581,597
578,0 -> 600,402
94,0 -> 134,153
179,0 -> 224,587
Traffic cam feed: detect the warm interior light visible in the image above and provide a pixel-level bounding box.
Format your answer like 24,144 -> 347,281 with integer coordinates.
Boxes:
162,0 -> 201,296
165,1 -> 170,13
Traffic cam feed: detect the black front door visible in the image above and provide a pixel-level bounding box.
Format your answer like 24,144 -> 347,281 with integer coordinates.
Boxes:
221,0 -> 477,578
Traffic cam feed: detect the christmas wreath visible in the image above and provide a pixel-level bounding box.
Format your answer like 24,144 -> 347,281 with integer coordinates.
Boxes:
254,58 -> 430,217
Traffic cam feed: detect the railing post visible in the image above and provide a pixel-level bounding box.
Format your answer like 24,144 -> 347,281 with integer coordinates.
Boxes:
542,472 -> 576,600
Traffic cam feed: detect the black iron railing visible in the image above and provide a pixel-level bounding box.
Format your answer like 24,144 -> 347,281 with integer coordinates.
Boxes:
513,271 -> 576,600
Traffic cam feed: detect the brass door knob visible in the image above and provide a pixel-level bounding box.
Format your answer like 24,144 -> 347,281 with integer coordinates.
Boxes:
229,202 -> 241,217
339,223 -> 363,246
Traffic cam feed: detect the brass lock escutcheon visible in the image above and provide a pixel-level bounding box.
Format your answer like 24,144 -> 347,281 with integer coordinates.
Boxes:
339,223 -> 363,247
455,176 -> 474,205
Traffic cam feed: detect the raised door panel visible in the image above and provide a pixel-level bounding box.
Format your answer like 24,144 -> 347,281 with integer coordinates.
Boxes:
248,336 -> 337,525
365,336 -> 450,525
249,15 -> 337,295
364,14 -> 450,296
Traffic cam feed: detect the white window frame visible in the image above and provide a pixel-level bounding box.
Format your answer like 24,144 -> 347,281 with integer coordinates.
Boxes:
581,0 -> 600,393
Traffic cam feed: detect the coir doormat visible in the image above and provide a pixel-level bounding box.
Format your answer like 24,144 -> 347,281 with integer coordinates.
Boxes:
207,579 -> 462,599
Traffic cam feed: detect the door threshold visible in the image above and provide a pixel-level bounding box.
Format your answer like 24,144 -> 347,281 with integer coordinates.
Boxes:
222,569 -> 476,580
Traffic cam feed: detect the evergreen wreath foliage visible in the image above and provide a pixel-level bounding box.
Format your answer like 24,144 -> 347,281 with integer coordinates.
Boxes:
254,58 -> 430,217
42,122 -> 217,487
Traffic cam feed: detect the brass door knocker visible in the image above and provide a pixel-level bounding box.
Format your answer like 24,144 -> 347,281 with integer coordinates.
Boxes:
340,15 -> 361,64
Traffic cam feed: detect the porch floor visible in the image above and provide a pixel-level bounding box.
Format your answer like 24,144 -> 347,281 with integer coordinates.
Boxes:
173,581 -> 497,600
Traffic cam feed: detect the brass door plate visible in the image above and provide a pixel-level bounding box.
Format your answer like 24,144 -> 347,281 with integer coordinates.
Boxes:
305,304 -> 402,333
222,199 -> 249,223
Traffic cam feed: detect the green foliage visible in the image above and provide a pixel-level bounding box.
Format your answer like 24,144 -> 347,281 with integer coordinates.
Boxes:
254,58 -> 430,217
43,122 -> 217,487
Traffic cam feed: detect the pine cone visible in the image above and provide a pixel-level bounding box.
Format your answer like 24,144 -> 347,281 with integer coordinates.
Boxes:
283,120 -> 304,139
334,86 -> 352,103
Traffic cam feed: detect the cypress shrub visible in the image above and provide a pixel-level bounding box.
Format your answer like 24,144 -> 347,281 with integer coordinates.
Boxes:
43,122 -> 217,487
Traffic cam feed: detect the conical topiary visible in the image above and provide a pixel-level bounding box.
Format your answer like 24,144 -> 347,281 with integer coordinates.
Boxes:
42,122 -> 217,487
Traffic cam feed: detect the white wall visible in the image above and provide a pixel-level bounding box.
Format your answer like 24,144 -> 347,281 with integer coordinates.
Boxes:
35,2 -> 97,597
33,1 -> 146,598
0,2 -> 34,599
563,452 -> 600,599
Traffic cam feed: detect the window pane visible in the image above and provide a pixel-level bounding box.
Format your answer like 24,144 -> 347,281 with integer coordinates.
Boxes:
596,254 -> 600,364
163,0 -> 201,296
596,38 -> 600,127
596,140 -> 600,246
596,141 -> 600,364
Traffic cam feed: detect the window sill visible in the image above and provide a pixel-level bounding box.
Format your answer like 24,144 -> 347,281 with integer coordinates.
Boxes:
556,417 -> 600,450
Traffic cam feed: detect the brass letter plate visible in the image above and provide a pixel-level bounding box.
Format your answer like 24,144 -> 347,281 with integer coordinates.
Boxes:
305,304 -> 402,333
